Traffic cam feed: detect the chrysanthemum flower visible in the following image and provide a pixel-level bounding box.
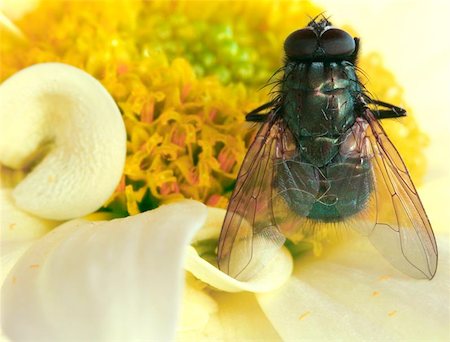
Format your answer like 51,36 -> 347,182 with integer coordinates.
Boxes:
1,0 -> 448,341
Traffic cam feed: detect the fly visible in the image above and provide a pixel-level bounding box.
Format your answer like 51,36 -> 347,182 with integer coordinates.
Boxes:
217,16 -> 438,281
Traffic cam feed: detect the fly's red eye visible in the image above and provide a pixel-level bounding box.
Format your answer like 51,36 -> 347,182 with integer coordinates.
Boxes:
284,28 -> 318,58
319,28 -> 355,56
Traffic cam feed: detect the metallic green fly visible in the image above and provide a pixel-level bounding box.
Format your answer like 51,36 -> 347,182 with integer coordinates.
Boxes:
217,16 -> 438,281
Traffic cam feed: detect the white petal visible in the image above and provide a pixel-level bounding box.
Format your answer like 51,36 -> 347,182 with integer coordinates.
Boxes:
257,233 -> 450,340
1,200 -> 208,341
1,240 -> 34,287
0,189 -> 58,241
177,280 -> 282,341
177,274 -> 219,333
1,188 -> 59,285
185,207 -> 293,293
207,291 -> 281,341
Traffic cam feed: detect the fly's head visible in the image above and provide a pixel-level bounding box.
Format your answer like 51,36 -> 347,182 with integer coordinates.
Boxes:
284,17 -> 359,64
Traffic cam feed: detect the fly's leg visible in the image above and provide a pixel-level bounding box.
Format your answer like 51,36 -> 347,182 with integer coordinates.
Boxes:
245,101 -> 273,122
366,98 -> 407,119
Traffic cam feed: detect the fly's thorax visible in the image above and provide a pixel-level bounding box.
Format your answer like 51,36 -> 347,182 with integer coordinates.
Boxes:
282,61 -> 361,166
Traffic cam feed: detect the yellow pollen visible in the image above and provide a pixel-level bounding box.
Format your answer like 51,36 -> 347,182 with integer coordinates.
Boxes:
388,310 -> 397,317
299,311 -> 311,320
29,264 -> 40,269
378,275 -> 391,281
372,291 -> 380,297
9,223 -> 16,230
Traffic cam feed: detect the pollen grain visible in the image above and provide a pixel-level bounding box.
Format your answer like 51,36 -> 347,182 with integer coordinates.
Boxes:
388,310 -> 397,317
299,311 -> 311,321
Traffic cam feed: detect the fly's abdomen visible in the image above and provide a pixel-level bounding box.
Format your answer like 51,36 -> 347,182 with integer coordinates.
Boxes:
307,160 -> 373,221
276,156 -> 373,222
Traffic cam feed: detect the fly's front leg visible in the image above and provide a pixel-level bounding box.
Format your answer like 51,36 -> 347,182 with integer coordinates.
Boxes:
362,95 -> 406,120
245,101 -> 273,122
365,98 -> 407,120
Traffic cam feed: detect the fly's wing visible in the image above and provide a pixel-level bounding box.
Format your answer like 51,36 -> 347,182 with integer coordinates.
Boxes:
217,115 -> 320,280
217,118 -> 283,280
356,110 -> 438,279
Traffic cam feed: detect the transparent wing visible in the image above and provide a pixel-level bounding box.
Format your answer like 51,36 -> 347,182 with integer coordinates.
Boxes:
356,110 -> 438,279
217,114 -> 320,280
218,107 -> 437,280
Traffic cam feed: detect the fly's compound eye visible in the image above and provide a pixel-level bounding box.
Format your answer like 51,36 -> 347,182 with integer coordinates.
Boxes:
284,28 -> 318,58
319,28 -> 355,56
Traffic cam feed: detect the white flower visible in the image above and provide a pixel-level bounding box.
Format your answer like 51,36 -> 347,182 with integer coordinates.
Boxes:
1,186 -> 448,340
0,200 -> 292,341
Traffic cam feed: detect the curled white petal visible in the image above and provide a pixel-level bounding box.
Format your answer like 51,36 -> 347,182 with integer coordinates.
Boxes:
185,207 -> 293,293
0,63 -> 126,220
1,200 -> 208,341
185,246 -> 292,293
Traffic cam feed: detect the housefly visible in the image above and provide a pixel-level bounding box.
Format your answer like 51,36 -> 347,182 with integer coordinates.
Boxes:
217,16 -> 437,280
